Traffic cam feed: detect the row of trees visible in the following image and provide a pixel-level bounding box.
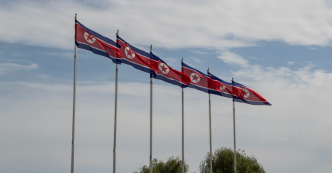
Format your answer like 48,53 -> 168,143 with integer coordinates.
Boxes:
139,147 -> 265,173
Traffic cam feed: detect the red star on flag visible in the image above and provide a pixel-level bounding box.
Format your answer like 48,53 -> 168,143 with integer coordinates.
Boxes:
127,48 -> 134,56
160,63 -> 168,73
87,34 -> 94,41
192,73 -> 199,82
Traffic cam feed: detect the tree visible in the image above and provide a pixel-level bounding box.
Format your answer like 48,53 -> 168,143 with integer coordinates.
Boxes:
199,147 -> 265,173
140,156 -> 189,173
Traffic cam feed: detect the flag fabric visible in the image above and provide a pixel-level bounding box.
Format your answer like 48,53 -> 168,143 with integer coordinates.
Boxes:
116,36 -> 155,74
150,53 -> 190,88
181,62 -> 220,93
207,72 -> 234,98
75,20 -> 122,64
116,35 -> 190,88
232,81 -> 271,105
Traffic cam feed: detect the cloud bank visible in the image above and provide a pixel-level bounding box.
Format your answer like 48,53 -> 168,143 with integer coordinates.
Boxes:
1,62 -> 331,173
1,0 -> 332,50
0,62 -> 38,75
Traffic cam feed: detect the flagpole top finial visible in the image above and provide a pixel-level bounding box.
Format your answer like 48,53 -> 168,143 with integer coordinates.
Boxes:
181,57 -> 184,62
150,45 -> 153,53
232,77 -> 234,81
208,67 -> 210,73
75,13 -> 77,19
116,30 -> 119,35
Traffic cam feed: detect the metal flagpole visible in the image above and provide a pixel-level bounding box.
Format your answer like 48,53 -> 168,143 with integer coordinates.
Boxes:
71,13 -> 77,173
208,68 -> 213,173
113,30 -> 119,173
232,77 -> 237,173
149,45 -> 153,173
181,58 -> 185,173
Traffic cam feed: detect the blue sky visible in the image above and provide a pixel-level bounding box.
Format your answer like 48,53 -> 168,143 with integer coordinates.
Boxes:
3,41 -> 331,83
1,1 -> 332,173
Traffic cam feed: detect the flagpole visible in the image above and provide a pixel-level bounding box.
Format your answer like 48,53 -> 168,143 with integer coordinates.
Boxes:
149,45 -> 153,173
71,13 -> 77,173
112,30 -> 119,173
208,68 -> 213,173
181,58 -> 185,173
232,77 -> 237,173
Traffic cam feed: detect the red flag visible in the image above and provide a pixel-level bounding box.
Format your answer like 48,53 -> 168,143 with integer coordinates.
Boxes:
150,53 -> 190,88
75,20 -> 122,63
232,81 -> 271,105
182,62 -> 220,93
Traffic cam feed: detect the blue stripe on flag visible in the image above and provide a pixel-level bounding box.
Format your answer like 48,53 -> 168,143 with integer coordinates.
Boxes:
207,72 -> 232,86
151,73 -> 188,88
121,59 -> 153,74
233,97 -> 272,105
76,41 -> 121,64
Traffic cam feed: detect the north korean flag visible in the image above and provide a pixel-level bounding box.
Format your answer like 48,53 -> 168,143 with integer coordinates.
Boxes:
232,81 -> 271,106
181,62 -> 220,93
150,53 -> 190,88
75,20 -> 122,64
207,72 -> 234,98
116,36 -> 155,74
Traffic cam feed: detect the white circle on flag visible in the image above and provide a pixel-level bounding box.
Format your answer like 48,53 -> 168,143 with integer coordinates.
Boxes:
84,32 -> 96,44
159,63 -> 169,74
243,88 -> 250,98
125,47 -> 135,59
190,73 -> 200,83
220,85 -> 226,90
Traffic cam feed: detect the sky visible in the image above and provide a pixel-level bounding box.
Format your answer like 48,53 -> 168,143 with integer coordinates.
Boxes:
1,0 -> 332,173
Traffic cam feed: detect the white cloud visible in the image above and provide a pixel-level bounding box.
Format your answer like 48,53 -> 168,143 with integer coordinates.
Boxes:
36,74 -> 50,79
190,50 -> 214,55
218,51 -> 249,67
162,57 -> 178,64
190,57 -> 201,63
1,0 -> 332,51
288,61 -> 295,65
40,52 -> 73,58
249,56 -> 259,60
0,62 -> 38,75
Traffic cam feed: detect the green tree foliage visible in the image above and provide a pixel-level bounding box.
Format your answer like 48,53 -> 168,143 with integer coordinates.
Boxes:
199,147 -> 265,173
140,156 -> 189,173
